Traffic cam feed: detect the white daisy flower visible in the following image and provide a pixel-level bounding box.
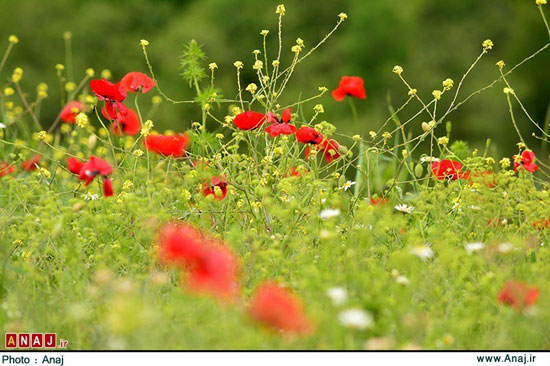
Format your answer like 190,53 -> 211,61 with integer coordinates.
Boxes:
320,208 -> 341,220
339,180 -> 356,191
395,204 -> 414,214
326,287 -> 348,306
338,308 -> 373,330
410,245 -> 434,260
465,242 -> 485,254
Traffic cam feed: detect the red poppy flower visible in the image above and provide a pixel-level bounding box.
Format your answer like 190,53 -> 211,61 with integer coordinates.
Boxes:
296,126 -> 323,145
370,197 -> 389,206
67,157 -> 84,175
77,155 -> 114,197
533,219 -> 550,229
234,111 -> 266,130
286,167 -> 302,177
265,108 -> 297,137
319,139 -> 341,163
431,159 -> 467,180
307,139 -> 342,163
203,176 -> 228,200
89,78 -> 128,120
60,101 -> 85,123
332,76 -> 367,101
184,243 -> 240,301
158,222 -> 208,266
22,155 -> 42,171
249,282 -> 311,335
498,281 -> 539,310
144,133 -> 191,158
0,163 -> 15,178
157,222 -> 240,301
120,72 -> 155,94
513,150 -> 538,173
469,170 -> 496,188
105,108 -> 141,136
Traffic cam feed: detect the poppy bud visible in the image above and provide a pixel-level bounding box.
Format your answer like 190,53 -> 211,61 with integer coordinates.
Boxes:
87,134 -> 97,150
414,164 -> 424,178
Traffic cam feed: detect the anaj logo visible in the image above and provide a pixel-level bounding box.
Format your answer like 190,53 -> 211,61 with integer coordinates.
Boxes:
5,333 -> 68,349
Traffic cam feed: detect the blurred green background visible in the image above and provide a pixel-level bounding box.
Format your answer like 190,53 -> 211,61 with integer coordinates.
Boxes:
2,0 -> 549,158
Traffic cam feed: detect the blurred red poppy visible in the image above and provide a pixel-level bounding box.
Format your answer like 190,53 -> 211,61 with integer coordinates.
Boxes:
60,101 -> 85,123
157,222 -> 240,301
249,282 -> 311,335
67,157 -> 84,175
332,76 -> 366,101
144,133 -> 191,157
370,197 -> 389,206
498,281 -> 539,310
22,155 -> 42,171
158,222 -> 208,266
234,111 -> 266,130
184,243 -> 240,301
0,163 -> 15,178
513,150 -> 538,173
120,72 -> 155,94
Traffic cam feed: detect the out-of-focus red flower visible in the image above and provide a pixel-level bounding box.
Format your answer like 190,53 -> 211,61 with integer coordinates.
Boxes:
287,167 -> 303,177
203,176 -> 228,201
120,72 -> 155,94
22,155 -> 42,171
431,159 -> 468,180
184,243 -> 240,301
234,111 -> 266,130
157,222 -> 207,266
307,139 -> 342,163
67,157 -> 85,175
157,222 -> 240,301
265,108 -> 296,137
105,108 -> 141,136
498,281 -> 539,310
77,155 -> 114,197
249,282 -> 312,335
144,133 -> 190,157
468,170 -> 496,188
60,101 -> 85,123
0,163 -> 15,178
296,126 -> 323,145
319,139 -> 341,163
370,197 -> 389,206
533,219 -> 550,229
513,150 -> 538,173
90,78 -> 128,120
332,76 -> 366,101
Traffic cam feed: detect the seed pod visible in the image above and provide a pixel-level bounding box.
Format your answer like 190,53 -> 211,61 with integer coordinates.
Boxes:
414,163 -> 424,178
87,134 -> 97,150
